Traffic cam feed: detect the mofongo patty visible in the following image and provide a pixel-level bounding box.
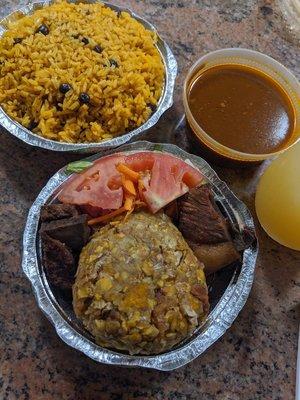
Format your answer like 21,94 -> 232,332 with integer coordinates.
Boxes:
73,211 -> 209,355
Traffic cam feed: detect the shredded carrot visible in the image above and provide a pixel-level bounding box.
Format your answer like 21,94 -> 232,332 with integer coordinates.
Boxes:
124,195 -> 135,211
138,179 -> 145,200
116,163 -> 140,182
124,206 -> 135,222
122,178 -> 136,196
88,207 -> 126,225
88,166 -> 149,226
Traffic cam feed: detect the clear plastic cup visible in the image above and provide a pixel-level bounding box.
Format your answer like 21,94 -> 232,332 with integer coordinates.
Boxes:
255,141 -> 300,250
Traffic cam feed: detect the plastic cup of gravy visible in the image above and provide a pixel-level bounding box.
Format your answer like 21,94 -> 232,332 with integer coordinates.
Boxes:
183,48 -> 300,163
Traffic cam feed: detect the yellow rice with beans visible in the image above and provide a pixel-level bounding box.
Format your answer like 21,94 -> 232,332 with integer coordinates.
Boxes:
0,0 -> 164,143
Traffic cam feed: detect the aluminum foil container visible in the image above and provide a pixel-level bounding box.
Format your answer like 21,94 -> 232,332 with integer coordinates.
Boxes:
22,141 -> 258,371
0,1 -> 177,153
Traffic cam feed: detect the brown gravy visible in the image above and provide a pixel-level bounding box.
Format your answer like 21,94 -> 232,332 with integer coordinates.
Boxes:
188,64 -> 295,154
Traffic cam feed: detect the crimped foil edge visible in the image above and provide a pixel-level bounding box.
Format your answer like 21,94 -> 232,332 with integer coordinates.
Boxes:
22,141 -> 258,371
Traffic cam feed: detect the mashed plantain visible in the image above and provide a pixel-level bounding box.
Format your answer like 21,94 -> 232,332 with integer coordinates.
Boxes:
73,211 -> 209,355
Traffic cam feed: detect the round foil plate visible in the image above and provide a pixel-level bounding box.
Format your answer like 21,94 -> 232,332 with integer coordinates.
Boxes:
0,1 -> 177,153
22,141 -> 258,371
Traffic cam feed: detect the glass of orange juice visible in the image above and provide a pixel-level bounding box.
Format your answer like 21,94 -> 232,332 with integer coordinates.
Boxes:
255,141 -> 300,250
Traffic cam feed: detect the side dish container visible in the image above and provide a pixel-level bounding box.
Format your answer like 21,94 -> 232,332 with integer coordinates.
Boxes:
0,1 -> 177,153
183,48 -> 300,163
22,141 -> 258,371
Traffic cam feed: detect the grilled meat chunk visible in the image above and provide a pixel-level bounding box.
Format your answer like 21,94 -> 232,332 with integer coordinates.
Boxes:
40,204 -> 91,290
40,214 -> 90,251
40,204 -> 79,222
178,184 -> 240,273
41,232 -> 76,290
190,242 -> 240,275
178,184 -> 231,244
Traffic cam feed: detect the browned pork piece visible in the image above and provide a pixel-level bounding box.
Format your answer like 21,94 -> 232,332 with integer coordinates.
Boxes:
73,211 -> 209,355
40,214 -> 90,251
177,184 -> 240,274
40,204 -> 79,222
40,204 -> 91,289
41,233 -> 75,290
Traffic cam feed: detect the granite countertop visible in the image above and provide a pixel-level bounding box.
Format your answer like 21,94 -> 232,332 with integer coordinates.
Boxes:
0,1 -> 299,399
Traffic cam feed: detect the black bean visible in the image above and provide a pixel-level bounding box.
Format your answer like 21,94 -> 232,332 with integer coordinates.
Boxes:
59,83 -> 72,94
82,37 -> 89,45
147,103 -> 157,114
109,59 -> 119,68
126,120 -> 136,131
93,45 -> 103,54
13,38 -> 23,45
72,34 -> 80,39
79,93 -> 90,104
116,10 -> 122,18
36,24 -> 49,36
28,121 -> 38,130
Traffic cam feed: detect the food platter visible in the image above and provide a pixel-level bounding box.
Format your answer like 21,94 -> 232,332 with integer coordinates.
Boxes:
0,0 -> 177,152
0,0 -> 298,394
23,141 -> 257,371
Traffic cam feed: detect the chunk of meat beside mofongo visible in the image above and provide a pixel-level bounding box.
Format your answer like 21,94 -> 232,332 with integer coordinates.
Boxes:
40,204 -> 90,289
177,184 -> 240,274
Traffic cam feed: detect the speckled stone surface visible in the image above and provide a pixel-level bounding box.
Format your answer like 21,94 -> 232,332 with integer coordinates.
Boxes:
0,1 -> 299,399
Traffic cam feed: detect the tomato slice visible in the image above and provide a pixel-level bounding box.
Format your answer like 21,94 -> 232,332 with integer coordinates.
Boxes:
126,152 -> 203,213
58,154 -> 125,210
58,151 -> 203,214
124,152 -> 155,172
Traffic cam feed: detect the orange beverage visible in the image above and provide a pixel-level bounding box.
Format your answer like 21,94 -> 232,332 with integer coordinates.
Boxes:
255,141 -> 300,250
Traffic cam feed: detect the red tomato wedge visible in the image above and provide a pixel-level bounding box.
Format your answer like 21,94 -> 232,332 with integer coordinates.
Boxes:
125,152 -> 203,212
58,154 -> 125,210
58,151 -> 203,214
